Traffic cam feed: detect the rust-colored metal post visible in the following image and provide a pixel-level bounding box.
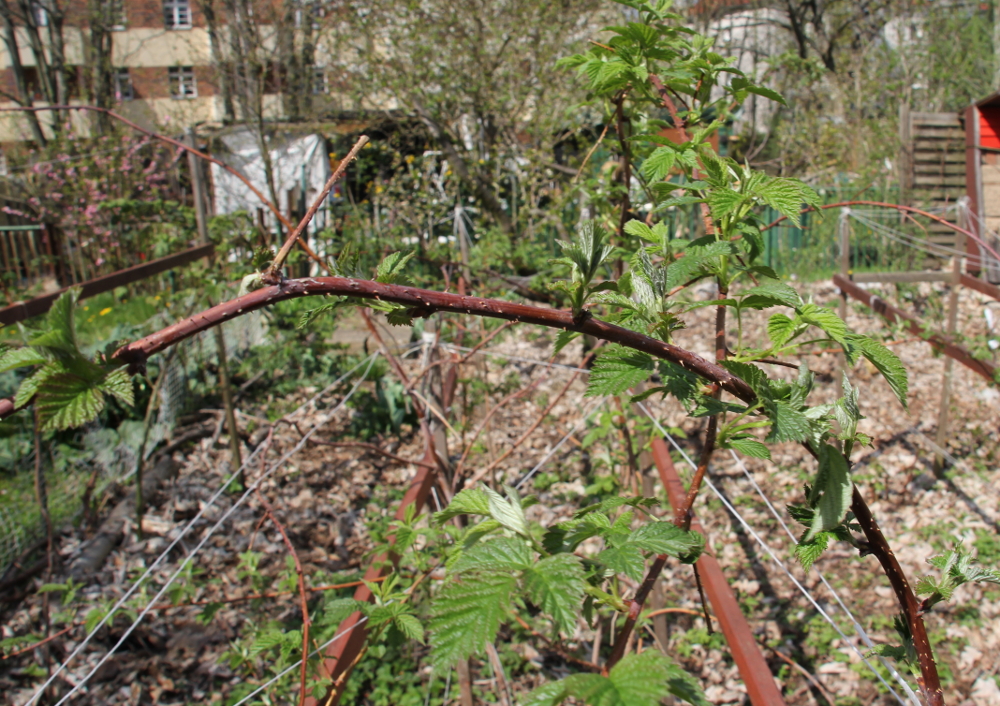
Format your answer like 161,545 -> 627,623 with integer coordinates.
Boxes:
834,273 -> 996,382
651,438 -> 787,706
306,445 -> 438,706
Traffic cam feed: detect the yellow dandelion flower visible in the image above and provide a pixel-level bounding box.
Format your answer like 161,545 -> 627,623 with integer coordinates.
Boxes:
99,307 -> 112,316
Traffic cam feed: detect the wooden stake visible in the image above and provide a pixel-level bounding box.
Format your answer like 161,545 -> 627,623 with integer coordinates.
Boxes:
934,199 -> 967,473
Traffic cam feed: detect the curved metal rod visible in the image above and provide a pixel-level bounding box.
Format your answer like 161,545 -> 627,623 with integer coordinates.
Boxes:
761,199 -> 1000,265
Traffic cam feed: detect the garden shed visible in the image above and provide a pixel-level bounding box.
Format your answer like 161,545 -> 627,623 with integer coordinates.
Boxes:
964,90 -> 1000,280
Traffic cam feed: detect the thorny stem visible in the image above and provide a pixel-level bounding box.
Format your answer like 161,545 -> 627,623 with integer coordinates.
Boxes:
613,90 -> 632,244
850,486 -> 943,706
254,487 -> 311,706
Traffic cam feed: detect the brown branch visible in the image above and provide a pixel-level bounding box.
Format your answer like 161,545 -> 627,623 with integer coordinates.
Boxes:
267,136 -> 369,278
255,488 -> 311,706
108,279 -> 753,404
605,413 -> 719,670
574,123 -> 611,183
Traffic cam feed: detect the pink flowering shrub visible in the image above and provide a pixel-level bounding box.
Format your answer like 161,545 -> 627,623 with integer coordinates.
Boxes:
5,130 -> 191,276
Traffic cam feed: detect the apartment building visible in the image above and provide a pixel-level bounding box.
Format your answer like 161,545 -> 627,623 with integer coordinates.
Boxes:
0,0 -> 335,145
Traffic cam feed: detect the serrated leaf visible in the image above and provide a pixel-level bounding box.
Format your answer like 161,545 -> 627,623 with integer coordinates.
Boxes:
664,241 -> 734,290
0,346 -> 46,373
850,335 -> 908,410
755,178 -> 818,227
806,445 -> 852,540
30,288 -> 80,354
553,330 -> 581,356
767,312 -> 796,347
428,571 -> 517,669
385,306 -> 416,326
99,368 -> 134,407
375,251 -> 415,284
746,84 -> 786,105
597,544 -> 646,582
727,436 -> 771,459
482,487 -> 528,536
765,400 -> 811,443
36,373 -> 105,432
560,651 -> 707,706
720,360 -> 767,393
629,522 -> 703,559
523,554 -> 585,635
794,531 -> 830,571
393,613 -> 425,644
451,536 -> 531,574
640,146 -> 677,182
740,279 -> 802,309
623,219 -> 657,245
524,681 -> 569,706
707,189 -> 744,222
586,345 -> 654,397
434,488 -> 491,524
796,303 -> 848,345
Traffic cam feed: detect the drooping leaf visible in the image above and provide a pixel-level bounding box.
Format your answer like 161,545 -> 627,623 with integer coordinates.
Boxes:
806,444 -> 852,540
850,335 -> 908,410
523,553 -> 585,635
99,368 -> 135,407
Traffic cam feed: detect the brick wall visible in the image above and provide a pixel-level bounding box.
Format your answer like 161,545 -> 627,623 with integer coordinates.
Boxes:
127,66 -> 215,100
124,0 -> 206,30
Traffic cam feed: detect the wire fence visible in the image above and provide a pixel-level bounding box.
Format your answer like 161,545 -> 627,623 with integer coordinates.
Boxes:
0,309 -> 267,579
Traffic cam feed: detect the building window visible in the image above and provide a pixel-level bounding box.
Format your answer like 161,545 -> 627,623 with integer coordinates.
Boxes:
114,69 -> 133,101
163,0 -> 191,29
110,0 -> 126,30
168,66 -> 197,99
311,67 -> 328,95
